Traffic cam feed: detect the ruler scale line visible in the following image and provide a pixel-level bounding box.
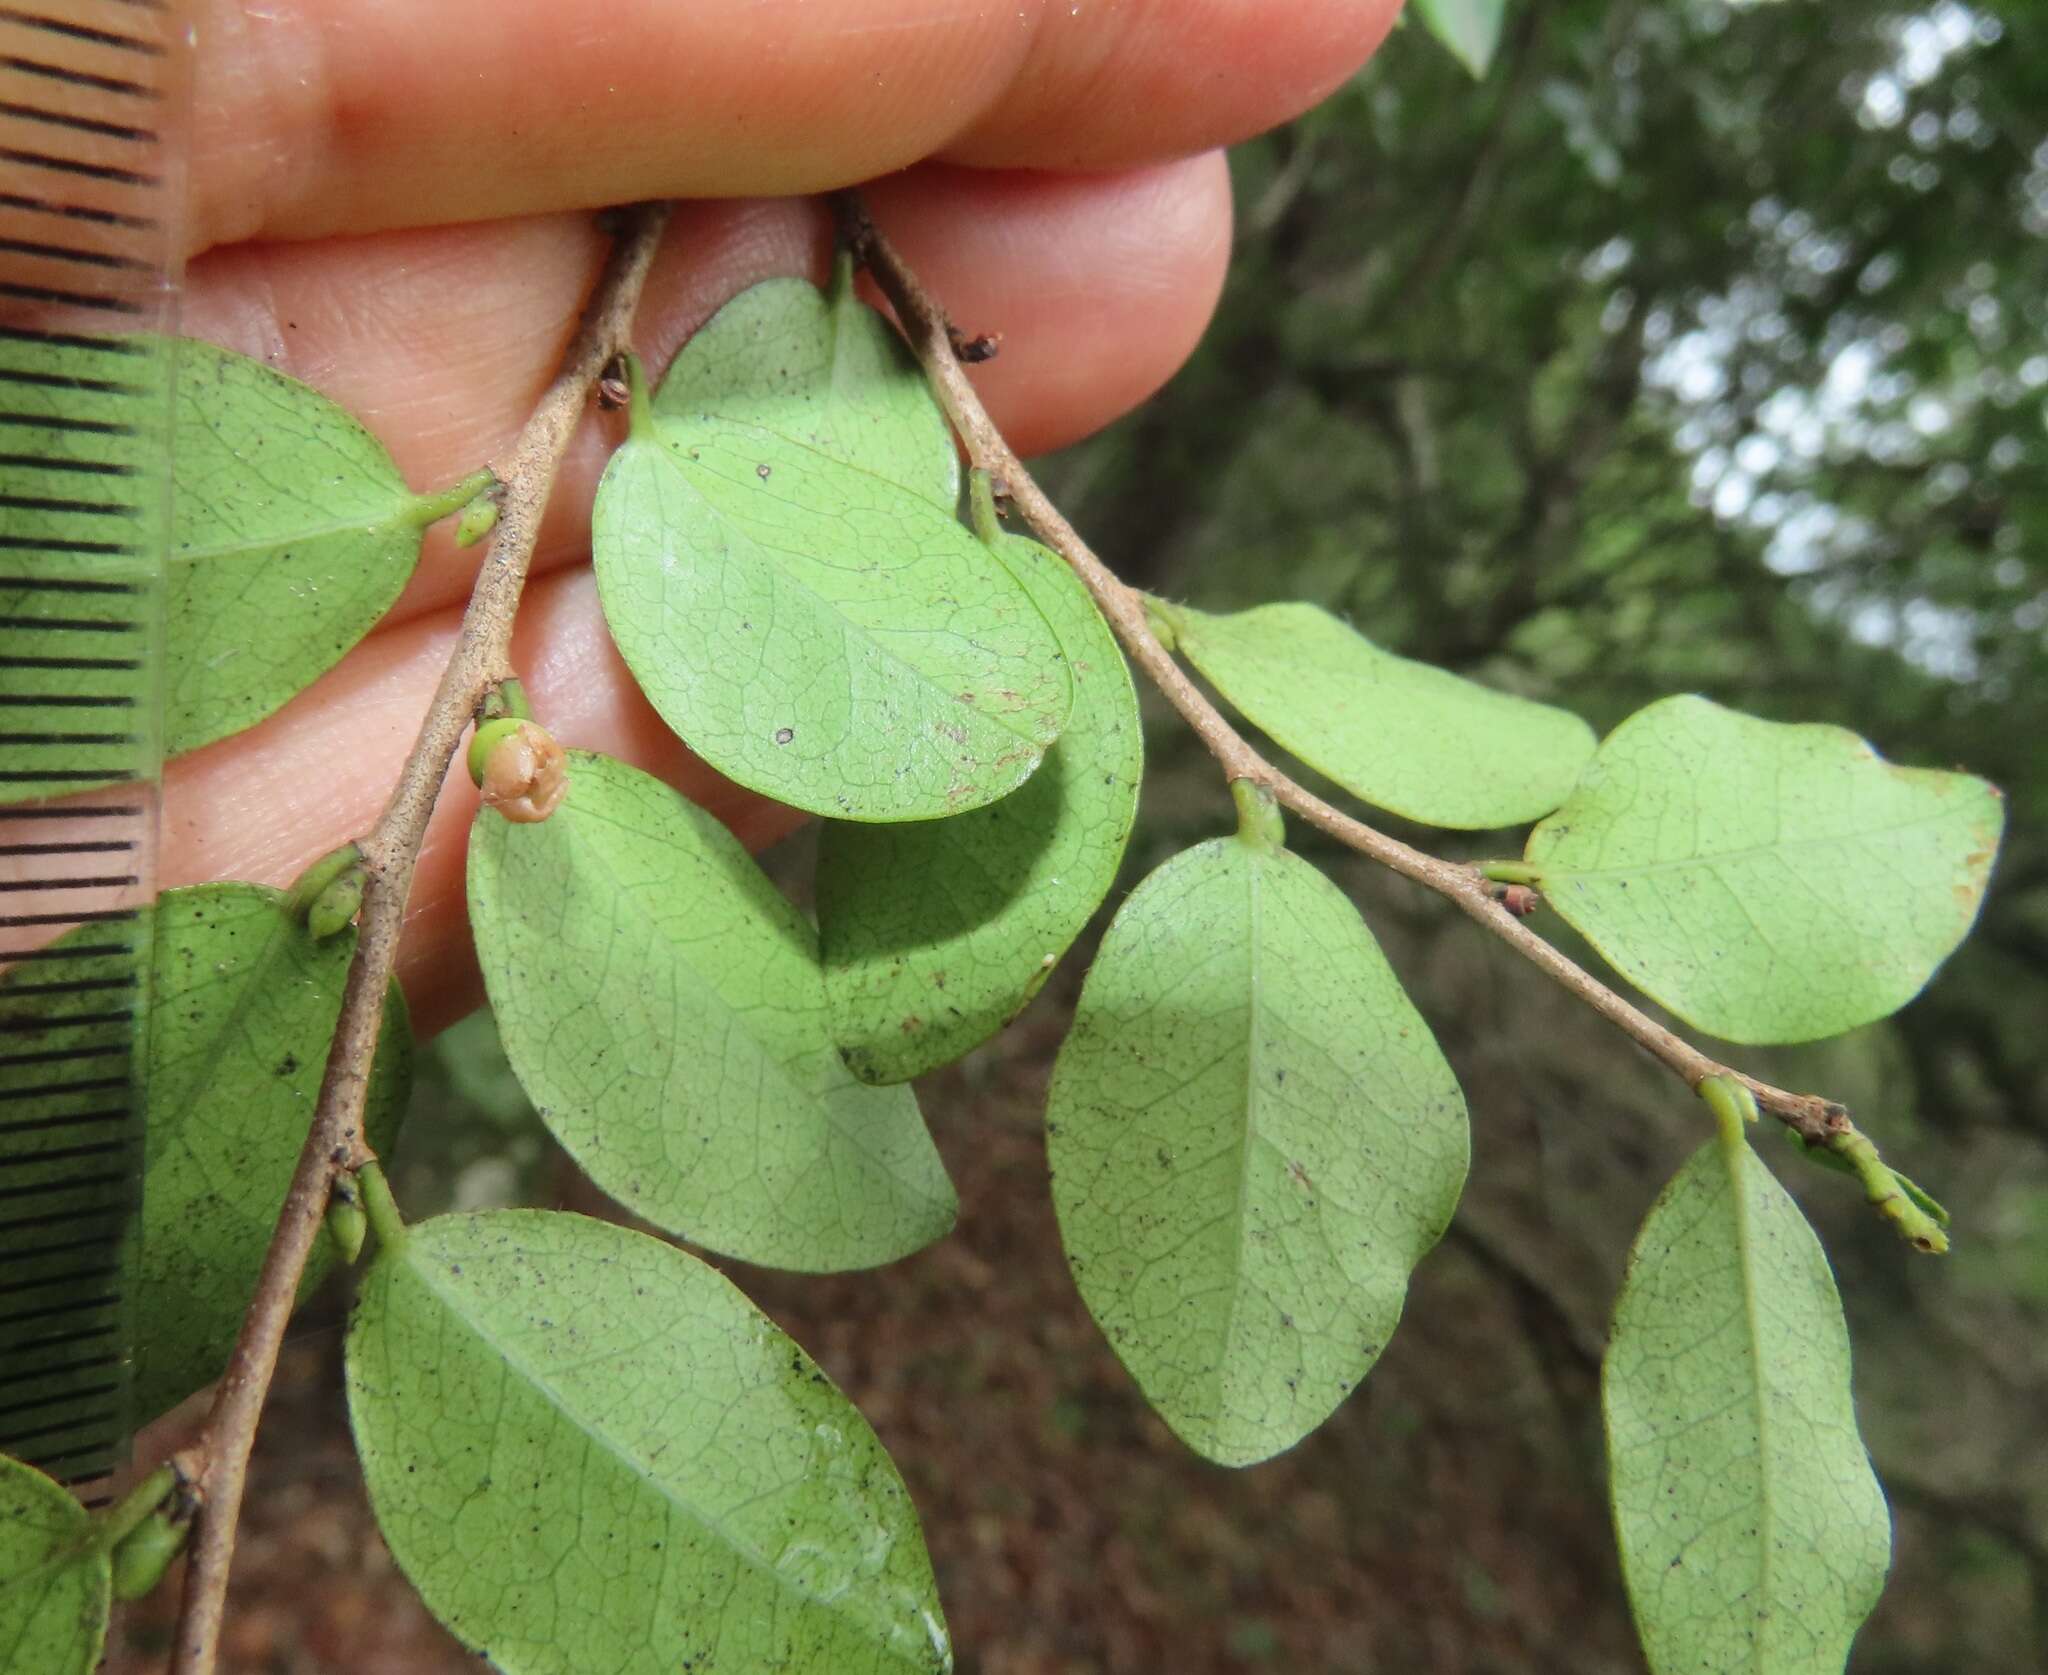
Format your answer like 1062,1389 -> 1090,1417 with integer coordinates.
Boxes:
0,9 -> 167,54
0,1106 -> 129,1134
1,1318 -> 115,1359
0,1379 -> 119,1421
0,1203 -> 131,1237
3,9 -> 175,1517
0,54 -> 159,98
0,1077 -> 131,1101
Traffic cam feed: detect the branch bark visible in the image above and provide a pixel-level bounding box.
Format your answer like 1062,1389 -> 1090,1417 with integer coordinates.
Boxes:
835,189 -> 1856,1153
166,202 -> 671,1675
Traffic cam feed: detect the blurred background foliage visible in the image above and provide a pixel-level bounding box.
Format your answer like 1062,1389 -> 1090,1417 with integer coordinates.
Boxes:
185,3 -> 2047,1671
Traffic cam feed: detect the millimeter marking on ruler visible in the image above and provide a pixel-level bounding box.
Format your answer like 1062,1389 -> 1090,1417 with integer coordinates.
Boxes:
0,0 -> 179,1507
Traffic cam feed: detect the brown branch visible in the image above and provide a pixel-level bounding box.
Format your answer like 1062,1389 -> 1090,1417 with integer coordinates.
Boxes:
835,189 -> 1854,1153
166,202 -> 671,1675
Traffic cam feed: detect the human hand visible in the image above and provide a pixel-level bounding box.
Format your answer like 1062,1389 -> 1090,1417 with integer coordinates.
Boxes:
167,0 -> 1400,1031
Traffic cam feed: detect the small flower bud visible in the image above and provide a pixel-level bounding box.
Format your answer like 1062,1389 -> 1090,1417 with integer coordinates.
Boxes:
470,718 -> 568,823
286,843 -> 364,936
307,866 -> 368,941
453,488 -> 501,548
111,1507 -> 190,1601
326,1174 -> 369,1264
1494,883 -> 1541,917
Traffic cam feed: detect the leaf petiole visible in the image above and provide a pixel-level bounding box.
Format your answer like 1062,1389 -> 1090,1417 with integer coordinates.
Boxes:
1231,777 -> 1286,852
1697,1073 -> 1760,1147
968,467 -> 1005,547
616,350 -> 655,440
403,465 -> 498,531
92,1464 -> 177,1555
354,1159 -> 407,1256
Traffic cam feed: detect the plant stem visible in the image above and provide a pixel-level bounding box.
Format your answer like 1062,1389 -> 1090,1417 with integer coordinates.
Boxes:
834,188 -> 1857,1155
165,201 -> 671,1675
1828,1129 -> 1950,1254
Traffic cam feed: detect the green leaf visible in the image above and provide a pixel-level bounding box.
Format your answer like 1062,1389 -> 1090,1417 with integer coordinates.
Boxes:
467,751 -> 956,1269
1411,0 -> 1506,77
0,884 -> 412,1420
139,884 -> 411,1414
652,260 -> 958,510
1046,824 -> 1469,1466
818,536 -> 1143,1082
347,1209 -> 952,1675
592,388 -> 1071,824
0,1454 -> 109,1675
1604,1120 -> 1891,1674
1522,695 -> 2003,1043
1157,600 -> 1594,829
167,337 -> 481,756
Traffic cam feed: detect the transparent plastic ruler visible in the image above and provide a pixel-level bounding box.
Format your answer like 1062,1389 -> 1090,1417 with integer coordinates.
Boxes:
0,0 -> 185,1504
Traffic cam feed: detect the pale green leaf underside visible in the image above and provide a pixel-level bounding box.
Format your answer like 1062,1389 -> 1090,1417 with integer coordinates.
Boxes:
1411,0 -> 1506,76
467,751 -> 956,1270
166,338 -> 435,756
0,1455 -> 107,1675
819,535 -> 1143,1083
144,884 -> 409,1417
593,413 -> 1071,823
1161,600 -> 1594,830
1047,835 -> 1469,1466
1524,695 -> 2003,1044
347,1210 -> 951,1675
652,266 -> 958,511
138,885 -> 411,1416
0,884 -> 410,1422
1604,1128 -> 1890,1674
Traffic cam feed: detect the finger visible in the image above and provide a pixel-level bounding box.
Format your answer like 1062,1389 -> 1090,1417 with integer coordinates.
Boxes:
160,566 -> 804,1037
192,0 -> 1393,247
177,153 -> 1232,629
857,158 -> 1231,453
